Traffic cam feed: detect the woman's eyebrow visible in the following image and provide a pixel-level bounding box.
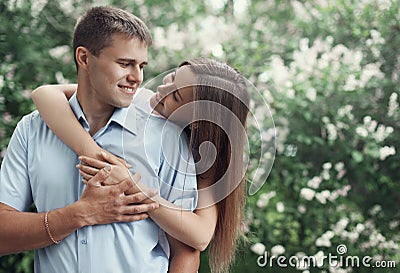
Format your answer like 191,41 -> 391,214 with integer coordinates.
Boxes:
171,71 -> 176,82
176,90 -> 184,101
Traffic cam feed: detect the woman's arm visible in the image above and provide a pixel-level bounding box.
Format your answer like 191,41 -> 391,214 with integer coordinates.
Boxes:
31,84 -> 101,158
148,185 -> 217,251
78,154 -> 218,251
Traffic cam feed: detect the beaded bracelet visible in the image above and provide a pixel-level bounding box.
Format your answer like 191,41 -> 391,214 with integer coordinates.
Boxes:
44,211 -> 61,244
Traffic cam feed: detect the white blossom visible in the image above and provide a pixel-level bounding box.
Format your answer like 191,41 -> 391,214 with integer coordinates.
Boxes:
49,45 -> 70,59
370,30 -> 385,44
369,204 -> 382,216
291,1 -> 312,22
257,191 -> 276,208
307,176 -> 322,189
334,162 -> 345,172
355,223 -> 365,233
258,71 -> 269,83
379,146 -> 396,160
332,218 -> 349,234
343,74 -> 358,91
300,188 -> 316,201
355,126 -> 368,137
271,55 -> 291,88
271,245 -> 285,256
326,123 -> 338,141
0,148 -> 6,158
276,202 -> 285,213
388,92 -> 399,117
250,242 -> 266,255
0,75 -> 4,90
306,87 -> 317,101
316,230 -> 335,247
55,72 -> 69,84
31,0 -> 48,17
322,162 -> 332,170
360,63 -> 384,87
315,190 -> 330,204
377,0 -> 392,11
337,105 -> 354,120
366,120 -> 378,133
389,220 -> 399,230
298,205 -> 307,214
321,169 -> 330,180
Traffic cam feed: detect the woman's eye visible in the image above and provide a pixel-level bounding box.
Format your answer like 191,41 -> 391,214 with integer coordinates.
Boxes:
172,91 -> 178,101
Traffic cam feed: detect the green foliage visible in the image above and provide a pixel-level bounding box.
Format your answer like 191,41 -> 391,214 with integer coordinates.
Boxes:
0,0 -> 399,272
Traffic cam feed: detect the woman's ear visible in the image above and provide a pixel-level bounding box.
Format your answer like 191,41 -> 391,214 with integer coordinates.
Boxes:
75,46 -> 90,69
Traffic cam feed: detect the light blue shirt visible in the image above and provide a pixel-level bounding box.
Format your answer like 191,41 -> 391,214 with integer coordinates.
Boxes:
0,89 -> 197,273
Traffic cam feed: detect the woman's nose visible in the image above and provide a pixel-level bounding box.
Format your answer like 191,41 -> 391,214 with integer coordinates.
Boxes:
158,82 -> 176,97
162,72 -> 174,85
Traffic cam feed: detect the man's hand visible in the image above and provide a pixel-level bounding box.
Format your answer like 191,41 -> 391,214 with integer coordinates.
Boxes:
77,167 -> 159,227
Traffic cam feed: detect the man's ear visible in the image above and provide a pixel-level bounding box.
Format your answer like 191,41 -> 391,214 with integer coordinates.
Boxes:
75,46 -> 90,69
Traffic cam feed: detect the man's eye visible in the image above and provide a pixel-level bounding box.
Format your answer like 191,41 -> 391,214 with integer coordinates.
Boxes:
119,62 -> 129,67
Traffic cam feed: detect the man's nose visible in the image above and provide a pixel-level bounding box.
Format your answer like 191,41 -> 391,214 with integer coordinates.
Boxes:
127,66 -> 142,85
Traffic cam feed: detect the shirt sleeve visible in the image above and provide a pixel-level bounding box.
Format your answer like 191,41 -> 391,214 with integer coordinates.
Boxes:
0,115 -> 33,211
158,124 -> 198,211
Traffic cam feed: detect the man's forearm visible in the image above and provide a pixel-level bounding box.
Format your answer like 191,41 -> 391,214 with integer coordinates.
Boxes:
0,202 -> 85,255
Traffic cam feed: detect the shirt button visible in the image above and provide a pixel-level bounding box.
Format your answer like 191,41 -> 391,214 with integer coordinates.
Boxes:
81,239 -> 87,245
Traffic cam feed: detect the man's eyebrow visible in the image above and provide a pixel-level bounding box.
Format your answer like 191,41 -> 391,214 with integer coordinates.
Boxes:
117,58 -> 148,65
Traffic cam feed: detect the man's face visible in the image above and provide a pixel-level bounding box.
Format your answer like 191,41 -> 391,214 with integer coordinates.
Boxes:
86,33 -> 148,109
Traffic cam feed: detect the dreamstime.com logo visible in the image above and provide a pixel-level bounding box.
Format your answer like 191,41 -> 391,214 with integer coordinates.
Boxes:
257,244 -> 397,269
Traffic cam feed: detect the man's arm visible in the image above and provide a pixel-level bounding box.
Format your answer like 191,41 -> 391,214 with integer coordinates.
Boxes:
168,235 -> 200,273
0,169 -> 157,255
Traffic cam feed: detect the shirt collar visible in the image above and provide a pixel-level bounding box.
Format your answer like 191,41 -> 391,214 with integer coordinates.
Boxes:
69,93 -> 138,135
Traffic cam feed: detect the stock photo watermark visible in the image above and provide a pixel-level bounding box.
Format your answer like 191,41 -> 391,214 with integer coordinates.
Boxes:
256,244 -> 397,270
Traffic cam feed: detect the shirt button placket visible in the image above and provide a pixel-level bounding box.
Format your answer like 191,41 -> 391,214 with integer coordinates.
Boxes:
78,228 -> 90,273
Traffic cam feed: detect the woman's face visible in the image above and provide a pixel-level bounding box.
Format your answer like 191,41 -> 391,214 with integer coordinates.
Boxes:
150,65 -> 195,125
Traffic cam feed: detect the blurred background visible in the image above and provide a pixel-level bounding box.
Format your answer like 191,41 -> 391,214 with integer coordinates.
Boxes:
0,0 -> 399,272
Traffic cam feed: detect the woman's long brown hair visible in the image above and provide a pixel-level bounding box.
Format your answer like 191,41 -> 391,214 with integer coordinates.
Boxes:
182,58 -> 250,273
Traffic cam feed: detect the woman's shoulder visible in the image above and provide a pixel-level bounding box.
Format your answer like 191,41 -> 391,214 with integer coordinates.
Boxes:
133,88 -> 154,109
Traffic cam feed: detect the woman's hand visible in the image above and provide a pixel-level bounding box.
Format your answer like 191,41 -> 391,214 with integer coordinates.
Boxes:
77,150 -> 131,185
77,151 -> 156,198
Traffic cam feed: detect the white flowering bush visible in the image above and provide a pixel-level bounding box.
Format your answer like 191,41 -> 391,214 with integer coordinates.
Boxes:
245,1 -> 400,272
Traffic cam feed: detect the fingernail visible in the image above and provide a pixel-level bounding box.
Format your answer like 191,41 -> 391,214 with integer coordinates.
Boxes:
104,165 -> 111,172
101,151 -> 107,157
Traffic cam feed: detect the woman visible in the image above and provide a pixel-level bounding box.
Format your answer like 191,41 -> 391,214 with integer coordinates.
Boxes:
32,58 -> 250,273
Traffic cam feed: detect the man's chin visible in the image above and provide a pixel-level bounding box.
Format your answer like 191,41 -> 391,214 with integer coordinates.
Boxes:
115,98 -> 134,108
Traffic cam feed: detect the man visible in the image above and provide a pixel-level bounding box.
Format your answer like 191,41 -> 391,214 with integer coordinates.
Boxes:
0,6 -> 199,273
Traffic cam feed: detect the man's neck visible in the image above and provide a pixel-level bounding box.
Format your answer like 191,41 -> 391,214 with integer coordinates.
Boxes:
76,91 -> 114,136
